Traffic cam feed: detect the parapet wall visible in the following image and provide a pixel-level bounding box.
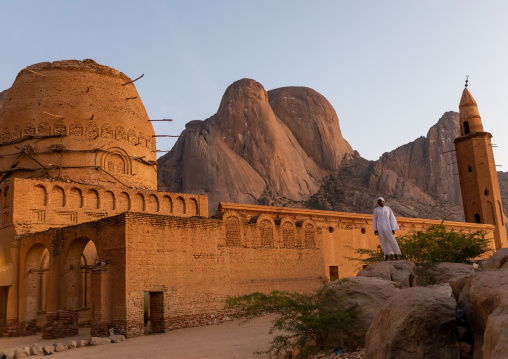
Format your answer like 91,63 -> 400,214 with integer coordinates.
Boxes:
218,202 -> 497,278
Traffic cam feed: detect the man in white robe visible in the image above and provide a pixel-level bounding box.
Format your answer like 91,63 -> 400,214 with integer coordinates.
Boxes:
373,197 -> 401,260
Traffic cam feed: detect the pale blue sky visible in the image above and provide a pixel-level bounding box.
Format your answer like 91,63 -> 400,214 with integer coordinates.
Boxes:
1,1 -> 507,169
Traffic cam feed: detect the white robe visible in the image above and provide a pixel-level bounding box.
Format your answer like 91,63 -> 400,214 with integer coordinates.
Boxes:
373,206 -> 401,255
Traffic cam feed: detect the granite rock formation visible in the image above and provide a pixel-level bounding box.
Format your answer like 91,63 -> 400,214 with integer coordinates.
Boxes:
0,89 -> 7,109
365,285 -> 459,359
158,80 -> 354,211
134,77 -> 507,220
356,260 -> 416,289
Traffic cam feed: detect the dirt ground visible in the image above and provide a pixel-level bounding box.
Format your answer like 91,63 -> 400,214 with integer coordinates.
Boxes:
0,314 -> 279,358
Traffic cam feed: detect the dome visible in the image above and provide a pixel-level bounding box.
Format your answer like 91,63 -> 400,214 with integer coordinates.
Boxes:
0,60 -> 156,189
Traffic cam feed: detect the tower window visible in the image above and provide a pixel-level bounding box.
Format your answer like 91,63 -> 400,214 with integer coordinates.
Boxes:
474,213 -> 481,223
468,166 -> 472,173
464,121 -> 470,134
484,188 -> 489,196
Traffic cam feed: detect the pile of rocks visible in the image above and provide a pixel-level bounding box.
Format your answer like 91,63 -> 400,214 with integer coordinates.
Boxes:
328,248 -> 508,359
0,334 -> 125,359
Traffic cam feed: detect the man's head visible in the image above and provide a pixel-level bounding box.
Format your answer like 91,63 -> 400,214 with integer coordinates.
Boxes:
377,197 -> 385,207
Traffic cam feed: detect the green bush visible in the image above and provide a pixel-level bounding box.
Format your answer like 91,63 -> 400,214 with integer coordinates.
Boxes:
348,223 -> 492,271
225,284 -> 358,358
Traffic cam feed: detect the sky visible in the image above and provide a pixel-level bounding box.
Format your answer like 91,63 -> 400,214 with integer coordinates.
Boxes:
1,1 -> 507,169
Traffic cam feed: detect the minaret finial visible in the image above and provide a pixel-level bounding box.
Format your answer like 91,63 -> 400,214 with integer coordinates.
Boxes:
465,75 -> 469,88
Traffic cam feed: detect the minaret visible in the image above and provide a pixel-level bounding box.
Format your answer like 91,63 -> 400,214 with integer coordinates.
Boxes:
454,82 -> 507,249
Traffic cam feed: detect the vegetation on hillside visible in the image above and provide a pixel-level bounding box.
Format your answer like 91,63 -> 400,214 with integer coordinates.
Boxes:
226,284 -> 359,358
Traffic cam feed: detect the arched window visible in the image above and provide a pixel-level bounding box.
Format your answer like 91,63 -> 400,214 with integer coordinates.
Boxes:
464,121 -> 470,134
474,213 -> 481,223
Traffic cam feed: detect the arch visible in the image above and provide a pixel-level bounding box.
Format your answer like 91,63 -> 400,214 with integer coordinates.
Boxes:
174,196 -> 185,215
471,202 -> 481,223
86,189 -> 99,209
80,241 -> 97,308
53,120 -> 67,136
22,244 -> 49,325
464,121 -> 470,134
103,191 -> 115,211
487,201 -> 496,225
68,187 -> 83,208
62,238 -> 97,310
100,147 -> 131,176
161,195 -> 172,213
187,198 -> 198,216
115,126 -> 126,141
259,219 -> 274,247
225,215 -> 241,246
133,193 -> 145,212
118,192 -> 130,212
69,122 -> 83,136
304,223 -> 316,249
32,185 -> 47,207
282,220 -> 296,248
147,194 -> 159,212
127,129 -> 136,143
38,122 -> 50,136
50,186 -> 65,207
24,123 -> 36,136
101,123 -> 113,139
85,122 -> 98,138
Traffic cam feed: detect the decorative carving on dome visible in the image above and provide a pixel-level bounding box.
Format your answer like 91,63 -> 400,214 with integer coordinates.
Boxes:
11,126 -> 21,140
115,126 -> 126,141
138,132 -> 145,147
69,122 -> 83,136
85,122 -> 99,138
1,129 -> 10,142
23,123 -> 36,136
53,120 -> 67,136
101,123 -> 113,139
128,129 -> 136,143
38,122 -> 50,136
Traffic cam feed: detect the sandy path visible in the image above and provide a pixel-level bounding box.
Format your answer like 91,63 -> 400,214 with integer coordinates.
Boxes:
0,315 -> 279,358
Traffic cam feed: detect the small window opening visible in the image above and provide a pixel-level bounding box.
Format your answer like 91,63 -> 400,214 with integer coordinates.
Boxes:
484,188 -> 490,196
474,213 -> 481,223
329,266 -> 339,281
328,226 -> 334,233
361,228 -> 366,234
464,121 -> 470,134
468,166 -> 472,173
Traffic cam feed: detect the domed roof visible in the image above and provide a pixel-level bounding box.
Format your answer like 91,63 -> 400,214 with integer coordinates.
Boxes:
0,60 -> 156,189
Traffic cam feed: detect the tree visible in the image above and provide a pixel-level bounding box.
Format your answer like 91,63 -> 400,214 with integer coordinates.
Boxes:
225,284 -> 358,358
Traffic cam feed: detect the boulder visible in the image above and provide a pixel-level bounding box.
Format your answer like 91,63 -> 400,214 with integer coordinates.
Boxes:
365,285 -> 458,359
67,340 -> 77,349
29,344 -> 43,355
329,277 -> 400,348
42,346 -> 54,355
356,260 -> 416,288
451,268 -> 508,358
0,350 -> 14,359
13,348 -> 29,359
53,342 -> 68,352
480,248 -> 508,270
422,262 -> 473,284
109,334 -> 125,343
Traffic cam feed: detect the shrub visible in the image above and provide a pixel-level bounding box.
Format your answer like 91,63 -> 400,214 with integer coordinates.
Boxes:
225,284 -> 358,358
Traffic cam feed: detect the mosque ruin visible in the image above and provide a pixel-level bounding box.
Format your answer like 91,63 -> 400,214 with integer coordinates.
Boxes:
0,60 -> 504,339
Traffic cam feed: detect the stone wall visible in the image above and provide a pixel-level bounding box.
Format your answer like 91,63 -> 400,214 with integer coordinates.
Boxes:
217,203 -> 497,278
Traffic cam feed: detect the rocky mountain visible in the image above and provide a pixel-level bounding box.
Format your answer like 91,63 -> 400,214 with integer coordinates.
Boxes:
0,89 -> 8,109
158,79 -> 354,211
156,78 -> 507,222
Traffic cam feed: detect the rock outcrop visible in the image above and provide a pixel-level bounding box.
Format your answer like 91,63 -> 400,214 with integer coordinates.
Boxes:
451,262 -> 508,359
0,89 -> 7,109
365,285 -> 458,359
356,260 -> 416,289
329,277 -> 400,348
159,80 -> 353,212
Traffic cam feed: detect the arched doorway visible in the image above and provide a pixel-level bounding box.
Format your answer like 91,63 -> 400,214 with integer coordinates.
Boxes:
22,244 -> 49,334
62,238 -> 97,327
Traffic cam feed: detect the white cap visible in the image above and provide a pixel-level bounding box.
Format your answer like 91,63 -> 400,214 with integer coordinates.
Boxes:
377,197 -> 385,202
